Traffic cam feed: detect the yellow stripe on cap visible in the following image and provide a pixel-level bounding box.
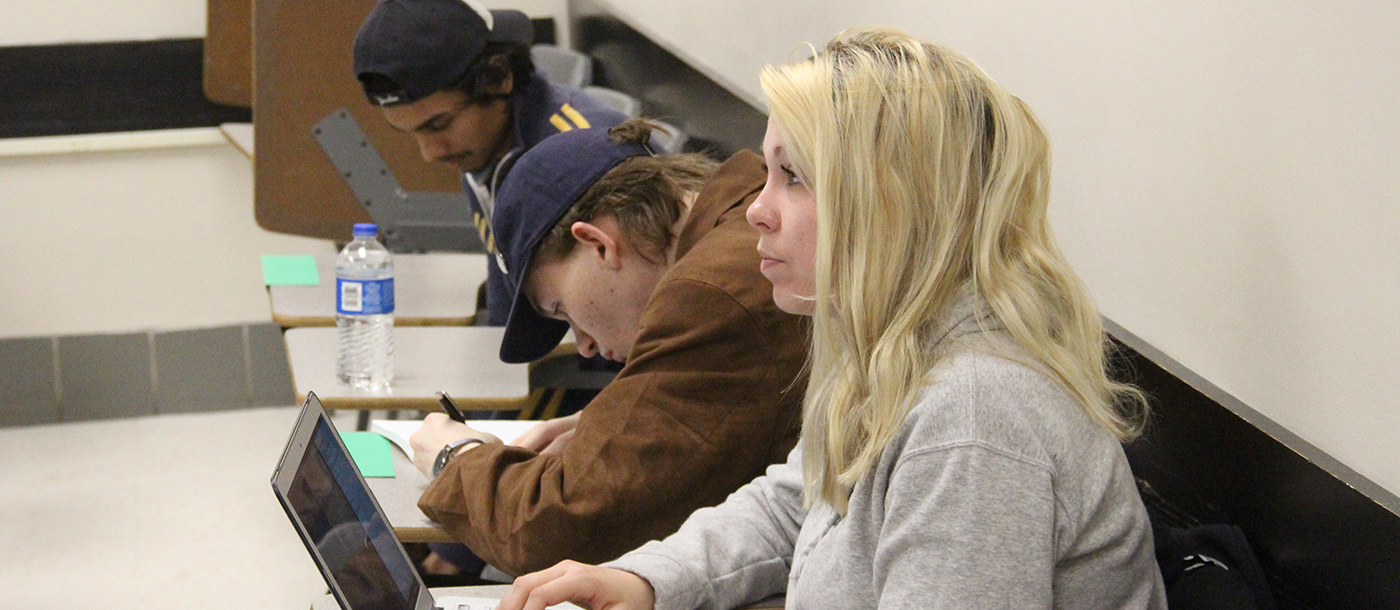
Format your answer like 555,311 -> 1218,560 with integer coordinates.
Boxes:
549,114 -> 573,132
560,104 -> 591,129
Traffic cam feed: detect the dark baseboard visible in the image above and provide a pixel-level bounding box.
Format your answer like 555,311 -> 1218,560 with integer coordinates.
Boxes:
1110,320 -> 1400,610
531,17 -> 557,46
0,39 -> 251,139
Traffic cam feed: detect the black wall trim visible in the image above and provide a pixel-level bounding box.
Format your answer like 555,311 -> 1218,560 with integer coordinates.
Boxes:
0,38 -> 251,139
1109,318 -> 1400,609
531,17 -> 557,46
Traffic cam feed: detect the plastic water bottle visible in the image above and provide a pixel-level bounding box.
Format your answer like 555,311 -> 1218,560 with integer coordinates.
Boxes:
336,223 -> 394,389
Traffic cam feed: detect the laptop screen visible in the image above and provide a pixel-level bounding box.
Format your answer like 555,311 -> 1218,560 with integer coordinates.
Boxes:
277,401 -> 422,610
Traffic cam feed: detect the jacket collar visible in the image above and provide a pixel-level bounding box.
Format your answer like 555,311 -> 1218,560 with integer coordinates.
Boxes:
673,149 -> 765,260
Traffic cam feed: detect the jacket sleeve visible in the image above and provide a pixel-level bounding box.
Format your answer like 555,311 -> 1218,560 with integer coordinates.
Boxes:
603,447 -> 806,610
417,276 -> 805,575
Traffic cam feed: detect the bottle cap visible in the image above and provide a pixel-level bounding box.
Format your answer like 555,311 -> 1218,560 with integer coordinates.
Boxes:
352,223 -> 379,238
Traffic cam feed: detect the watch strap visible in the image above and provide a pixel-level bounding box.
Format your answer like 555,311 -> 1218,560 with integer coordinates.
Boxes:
432,437 -> 485,478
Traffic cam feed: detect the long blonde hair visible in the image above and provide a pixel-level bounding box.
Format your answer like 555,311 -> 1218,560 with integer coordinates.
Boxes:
762,26 -> 1147,513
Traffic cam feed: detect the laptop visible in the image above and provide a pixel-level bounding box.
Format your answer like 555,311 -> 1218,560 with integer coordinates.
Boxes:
272,393 -> 572,610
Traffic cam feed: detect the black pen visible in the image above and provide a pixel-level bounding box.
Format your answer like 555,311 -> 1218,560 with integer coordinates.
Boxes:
436,391 -> 467,423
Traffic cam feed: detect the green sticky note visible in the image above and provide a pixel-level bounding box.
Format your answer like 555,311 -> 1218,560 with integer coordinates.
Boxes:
262,255 -> 320,286
339,431 -> 395,478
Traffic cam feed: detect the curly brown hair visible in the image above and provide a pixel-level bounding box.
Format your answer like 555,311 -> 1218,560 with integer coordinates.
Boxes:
533,119 -> 720,265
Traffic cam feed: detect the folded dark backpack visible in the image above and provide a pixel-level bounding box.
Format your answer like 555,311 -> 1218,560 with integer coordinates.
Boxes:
1155,524 -> 1278,610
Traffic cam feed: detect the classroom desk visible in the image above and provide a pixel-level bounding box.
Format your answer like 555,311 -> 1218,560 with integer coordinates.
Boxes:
269,253 -> 487,328
311,585 -> 785,609
219,122 -> 254,160
366,439 -> 452,543
284,326 -> 530,412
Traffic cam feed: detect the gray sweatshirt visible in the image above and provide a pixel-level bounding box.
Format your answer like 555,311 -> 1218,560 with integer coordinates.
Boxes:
605,300 -> 1167,609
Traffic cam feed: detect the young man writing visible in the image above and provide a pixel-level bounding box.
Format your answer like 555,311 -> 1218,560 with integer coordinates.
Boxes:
407,120 -> 809,575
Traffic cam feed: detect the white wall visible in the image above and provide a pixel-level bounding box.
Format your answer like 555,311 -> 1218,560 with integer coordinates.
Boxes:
0,141 -> 333,338
0,1 -> 206,45
0,0 -> 566,47
0,0 -> 569,49
0,0 -> 332,338
596,0 -> 1400,496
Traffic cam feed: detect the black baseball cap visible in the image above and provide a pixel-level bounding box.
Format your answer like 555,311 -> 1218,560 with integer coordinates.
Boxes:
353,0 -> 534,107
492,128 -> 653,363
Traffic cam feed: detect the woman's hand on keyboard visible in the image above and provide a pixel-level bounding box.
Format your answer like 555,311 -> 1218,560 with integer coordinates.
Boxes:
499,559 -> 655,610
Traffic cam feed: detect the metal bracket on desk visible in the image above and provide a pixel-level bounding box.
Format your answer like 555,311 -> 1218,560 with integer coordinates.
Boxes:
313,109 -> 485,254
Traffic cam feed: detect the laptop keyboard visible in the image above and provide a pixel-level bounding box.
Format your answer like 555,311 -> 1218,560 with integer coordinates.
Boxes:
435,597 -> 582,610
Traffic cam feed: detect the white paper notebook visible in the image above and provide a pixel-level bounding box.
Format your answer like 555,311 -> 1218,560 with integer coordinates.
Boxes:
370,419 -> 543,461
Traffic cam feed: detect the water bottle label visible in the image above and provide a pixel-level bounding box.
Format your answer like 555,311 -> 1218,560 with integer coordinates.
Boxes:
337,278 -> 395,315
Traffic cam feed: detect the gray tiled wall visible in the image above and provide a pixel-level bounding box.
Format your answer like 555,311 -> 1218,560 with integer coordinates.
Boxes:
247,323 -> 295,407
154,326 -> 247,415
58,332 -> 155,421
0,337 -> 58,426
0,323 -> 294,428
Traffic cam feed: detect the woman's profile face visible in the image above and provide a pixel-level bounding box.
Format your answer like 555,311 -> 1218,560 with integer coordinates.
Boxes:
748,118 -> 818,316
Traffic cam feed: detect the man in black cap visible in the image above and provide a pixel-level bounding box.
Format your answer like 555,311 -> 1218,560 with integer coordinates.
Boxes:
407,120 -> 808,575
353,0 -> 629,326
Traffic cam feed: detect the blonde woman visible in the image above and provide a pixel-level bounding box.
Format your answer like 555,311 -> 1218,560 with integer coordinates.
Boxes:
499,27 -> 1167,609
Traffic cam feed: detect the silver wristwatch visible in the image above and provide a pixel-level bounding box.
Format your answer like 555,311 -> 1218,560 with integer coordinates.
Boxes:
432,437 -> 484,478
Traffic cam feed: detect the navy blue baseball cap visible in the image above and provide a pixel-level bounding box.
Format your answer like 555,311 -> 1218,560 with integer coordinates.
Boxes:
353,0 -> 533,107
493,128 -> 653,363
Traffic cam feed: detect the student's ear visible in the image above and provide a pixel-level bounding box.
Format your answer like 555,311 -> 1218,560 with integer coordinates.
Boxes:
486,55 -> 514,96
570,221 -> 621,269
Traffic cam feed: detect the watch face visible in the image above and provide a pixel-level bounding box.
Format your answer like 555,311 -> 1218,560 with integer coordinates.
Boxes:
432,438 -> 483,478
432,446 -> 452,477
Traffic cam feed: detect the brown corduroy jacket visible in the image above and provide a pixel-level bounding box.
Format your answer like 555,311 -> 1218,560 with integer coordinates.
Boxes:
418,150 -> 809,575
